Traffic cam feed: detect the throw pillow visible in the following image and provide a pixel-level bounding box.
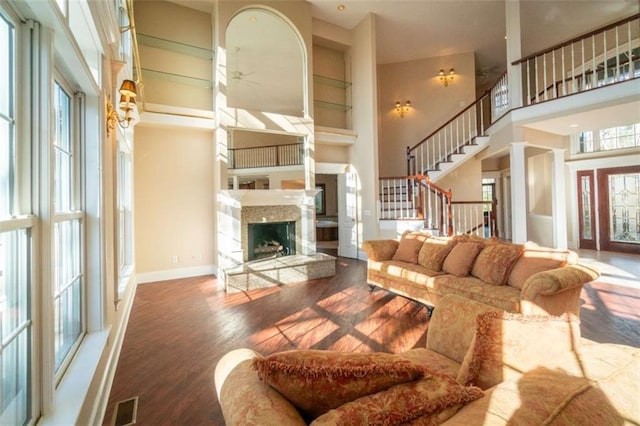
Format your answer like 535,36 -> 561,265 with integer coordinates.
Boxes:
252,350 -> 425,420
310,370 -> 483,426
457,311 -> 582,389
471,242 -> 523,285
417,237 -> 455,271
391,231 -> 429,264
507,248 -> 576,289
442,242 -> 483,277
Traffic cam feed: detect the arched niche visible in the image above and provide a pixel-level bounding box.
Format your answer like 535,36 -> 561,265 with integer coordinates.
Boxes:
225,8 -> 305,117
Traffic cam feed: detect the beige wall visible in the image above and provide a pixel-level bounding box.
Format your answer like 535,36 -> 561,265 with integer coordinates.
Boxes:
315,144 -> 349,163
231,129 -> 300,148
134,125 -> 215,273
377,51 -> 476,177
438,158 -> 483,201
528,152 -> 552,215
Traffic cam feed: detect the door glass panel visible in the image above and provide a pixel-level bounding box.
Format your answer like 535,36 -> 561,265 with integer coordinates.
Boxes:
580,175 -> 593,239
609,173 -> 640,243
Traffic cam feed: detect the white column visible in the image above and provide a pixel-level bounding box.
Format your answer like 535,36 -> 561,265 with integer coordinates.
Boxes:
505,0 -> 523,108
551,149 -> 568,249
510,142 -> 527,243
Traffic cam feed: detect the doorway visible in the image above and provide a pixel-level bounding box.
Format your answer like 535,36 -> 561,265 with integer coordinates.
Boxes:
314,171 -> 359,259
597,165 -> 640,254
315,174 -> 338,256
577,165 -> 640,254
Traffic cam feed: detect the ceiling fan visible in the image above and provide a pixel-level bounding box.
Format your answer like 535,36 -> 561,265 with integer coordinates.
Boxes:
228,47 -> 259,85
476,65 -> 505,83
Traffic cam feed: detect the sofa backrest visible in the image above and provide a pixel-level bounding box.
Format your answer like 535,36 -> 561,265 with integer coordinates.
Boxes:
426,294 -> 501,364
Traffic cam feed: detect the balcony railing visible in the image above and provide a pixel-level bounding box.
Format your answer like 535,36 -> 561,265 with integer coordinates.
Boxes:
228,143 -> 304,170
513,13 -> 639,106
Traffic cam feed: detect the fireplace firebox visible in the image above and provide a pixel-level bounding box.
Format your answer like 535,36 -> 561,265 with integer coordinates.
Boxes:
248,221 -> 296,260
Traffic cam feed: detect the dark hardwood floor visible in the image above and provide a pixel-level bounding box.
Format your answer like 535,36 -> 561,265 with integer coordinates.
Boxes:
103,257 -> 640,426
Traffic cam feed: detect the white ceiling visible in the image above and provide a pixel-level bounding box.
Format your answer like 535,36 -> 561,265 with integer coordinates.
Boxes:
173,1 -> 637,81
309,1 -> 637,75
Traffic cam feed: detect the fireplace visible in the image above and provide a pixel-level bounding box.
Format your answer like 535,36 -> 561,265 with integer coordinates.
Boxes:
248,221 -> 296,260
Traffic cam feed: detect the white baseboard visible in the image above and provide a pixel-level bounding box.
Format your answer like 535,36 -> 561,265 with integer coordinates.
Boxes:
91,278 -> 137,424
136,265 -> 217,284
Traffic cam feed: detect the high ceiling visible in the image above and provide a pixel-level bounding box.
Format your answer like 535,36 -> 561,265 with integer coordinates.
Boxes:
309,1 -> 637,77
175,1 -> 638,78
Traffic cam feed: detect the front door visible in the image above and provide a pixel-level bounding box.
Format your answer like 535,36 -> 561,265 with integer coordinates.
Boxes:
597,165 -> 640,254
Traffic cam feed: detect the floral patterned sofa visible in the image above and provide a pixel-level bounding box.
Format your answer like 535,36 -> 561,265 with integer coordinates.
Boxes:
214,294 -> 640,425
362,232 -> 600,317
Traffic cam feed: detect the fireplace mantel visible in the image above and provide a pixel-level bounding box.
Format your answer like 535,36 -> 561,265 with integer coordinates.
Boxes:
220,189 -> 317,207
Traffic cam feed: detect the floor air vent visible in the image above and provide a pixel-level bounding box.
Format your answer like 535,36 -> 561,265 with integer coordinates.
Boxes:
112,396 -> 138,426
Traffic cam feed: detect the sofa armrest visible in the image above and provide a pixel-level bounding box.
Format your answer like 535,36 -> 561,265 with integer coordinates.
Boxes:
362,239 -> 399,261
521,263 -> 600,298
520,264 -> 600,316
215,349 -> 306,426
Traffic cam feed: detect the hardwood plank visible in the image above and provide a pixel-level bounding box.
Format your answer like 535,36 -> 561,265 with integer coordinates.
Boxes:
103,258 -> 640,425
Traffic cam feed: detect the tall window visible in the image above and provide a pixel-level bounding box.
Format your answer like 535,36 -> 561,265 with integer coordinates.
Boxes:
52,80 -> 84,375
117,135 -> 133,291
578,123 -> 640,153
1,10 -> 33,425
481,178 -> 495,211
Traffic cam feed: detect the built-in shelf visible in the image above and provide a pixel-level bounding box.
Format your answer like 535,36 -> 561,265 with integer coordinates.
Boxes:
313,74 -> 352,89
314,100 -> 352,111
142,68 -> 213,88
137,33 -> 214,59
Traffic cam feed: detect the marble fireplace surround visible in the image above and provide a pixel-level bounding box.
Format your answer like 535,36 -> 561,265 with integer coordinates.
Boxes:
218,189 -> 337,292
218,189 -> 317,265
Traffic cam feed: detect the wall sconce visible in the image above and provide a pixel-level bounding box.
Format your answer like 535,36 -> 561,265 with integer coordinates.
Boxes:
438,68 -> 455,87
106,79 -> 138,135
395,100 -> 411,118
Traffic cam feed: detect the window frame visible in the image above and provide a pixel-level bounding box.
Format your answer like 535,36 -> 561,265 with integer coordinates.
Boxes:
0,6 -> 37,425
51,75 -> 86,382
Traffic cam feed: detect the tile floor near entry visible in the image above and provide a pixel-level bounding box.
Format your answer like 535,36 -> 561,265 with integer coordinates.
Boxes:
576,249 -> 640,288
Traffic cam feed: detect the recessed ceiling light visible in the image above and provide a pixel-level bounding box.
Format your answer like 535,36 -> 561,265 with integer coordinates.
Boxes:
249,16 -> 257,23
337,4 -> 346,11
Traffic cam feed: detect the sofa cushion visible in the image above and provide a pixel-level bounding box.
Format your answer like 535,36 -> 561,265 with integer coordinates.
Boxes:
507,247 -> 577,289
448,366 -> 627,426
418,237 -> 455,271
442,242 -> 483,277
457,311 -> 582,389
471,242 -> 523,285
392,232 -> 429,263
310,370 -> 483,426
252,350 -> 424,419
